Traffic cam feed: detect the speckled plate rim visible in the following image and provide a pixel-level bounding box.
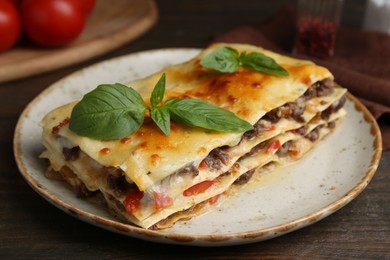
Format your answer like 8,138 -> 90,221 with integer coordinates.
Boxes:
13,48 -> 383,246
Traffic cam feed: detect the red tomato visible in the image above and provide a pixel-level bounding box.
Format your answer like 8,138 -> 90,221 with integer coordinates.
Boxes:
266,140 -> 281,153
264,124 -> 276,131
20,0 -> 86,47
183,180 -> 216,197
198,160 -> 208,170
153,192 -> 173,211
0,0 -> 21,52
81,0 -> 95,14
4,0 -> 20,5
124,189 -> 144,214
208,195 -> 219,205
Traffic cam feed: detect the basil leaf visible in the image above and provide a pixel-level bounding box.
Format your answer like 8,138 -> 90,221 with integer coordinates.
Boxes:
151,106 -> 170,136
200,47 -> 288,77
165,98 -> 253,132
200,47 -> 240,73
69,83 -> 147,140
150,73 -> 166,107
238,51 -> 247,62
241,52 -> 289,76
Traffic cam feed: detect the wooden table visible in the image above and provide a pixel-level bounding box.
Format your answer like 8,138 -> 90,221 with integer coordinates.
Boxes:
1,0 -> 389,258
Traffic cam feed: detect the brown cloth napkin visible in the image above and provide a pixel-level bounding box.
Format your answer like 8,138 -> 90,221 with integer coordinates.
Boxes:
212,6 -> 390,150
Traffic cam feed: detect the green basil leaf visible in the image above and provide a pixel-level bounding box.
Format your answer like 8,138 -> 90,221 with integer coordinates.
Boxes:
150,73 -> 166,107
200,47 -> 240,73
238,50 -> 247,62
69,83 -> 147,140
151,106 -> 171,136
165,98 -> 253,132
241,52 -> 289,76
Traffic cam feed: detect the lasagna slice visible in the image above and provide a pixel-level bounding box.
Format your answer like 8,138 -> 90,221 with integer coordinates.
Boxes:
40,43 -> 347,229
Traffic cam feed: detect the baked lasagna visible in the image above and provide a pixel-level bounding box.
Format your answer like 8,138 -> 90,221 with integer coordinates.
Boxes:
40,43 -> 347,229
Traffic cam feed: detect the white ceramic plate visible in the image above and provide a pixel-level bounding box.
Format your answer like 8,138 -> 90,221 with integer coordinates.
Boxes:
14,49 -> 382,246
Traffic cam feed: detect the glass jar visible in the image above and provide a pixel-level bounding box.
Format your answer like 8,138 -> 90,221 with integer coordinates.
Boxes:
295,0 -> 344,59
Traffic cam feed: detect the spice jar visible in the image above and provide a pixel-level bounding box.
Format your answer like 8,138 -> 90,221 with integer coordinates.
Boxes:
295,0 -> 344,59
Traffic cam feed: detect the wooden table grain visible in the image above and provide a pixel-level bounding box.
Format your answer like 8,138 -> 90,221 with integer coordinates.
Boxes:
1,0 -> 389,258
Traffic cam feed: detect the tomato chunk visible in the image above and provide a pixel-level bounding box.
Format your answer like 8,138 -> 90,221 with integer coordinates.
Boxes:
124,189 -> 144,214
208,195 -> 219,205
265,125 -> 276,131
183,180 -> 216,196
153,191 -> 173,211
51,117 -> 70,135
198,160 -> 208,170
267,140 -> 281,153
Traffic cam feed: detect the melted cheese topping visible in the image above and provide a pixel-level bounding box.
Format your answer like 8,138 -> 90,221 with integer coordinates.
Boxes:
41,43 -> 333,191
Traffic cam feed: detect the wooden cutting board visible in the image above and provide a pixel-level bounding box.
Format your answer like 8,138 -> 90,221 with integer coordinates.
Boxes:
0,0 -> 158,83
